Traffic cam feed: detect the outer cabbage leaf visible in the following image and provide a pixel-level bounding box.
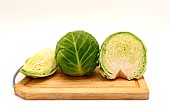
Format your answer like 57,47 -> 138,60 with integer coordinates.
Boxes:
56,30 -> 99,76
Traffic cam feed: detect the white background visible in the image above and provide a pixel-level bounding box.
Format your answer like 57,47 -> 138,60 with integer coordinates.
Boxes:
0,0 -> 170,109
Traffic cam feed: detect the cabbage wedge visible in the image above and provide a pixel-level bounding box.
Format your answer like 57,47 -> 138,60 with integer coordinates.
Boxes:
20,48 -> 57,78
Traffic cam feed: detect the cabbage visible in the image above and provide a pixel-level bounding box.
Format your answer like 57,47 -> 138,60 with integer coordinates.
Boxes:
55,30 -> 99,76
20,48 -> 57,78
99,32 -> 147,80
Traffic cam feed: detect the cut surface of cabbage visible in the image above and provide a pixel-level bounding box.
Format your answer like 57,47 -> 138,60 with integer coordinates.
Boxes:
100,32 -> 146,80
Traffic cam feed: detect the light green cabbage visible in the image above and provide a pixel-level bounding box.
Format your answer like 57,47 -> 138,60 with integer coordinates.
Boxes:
99,32 -> 147,80
20,48 -> 57,78
55,30 -> 99,76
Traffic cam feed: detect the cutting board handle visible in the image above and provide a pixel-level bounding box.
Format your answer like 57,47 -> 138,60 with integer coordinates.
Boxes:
13,65 -> 23,87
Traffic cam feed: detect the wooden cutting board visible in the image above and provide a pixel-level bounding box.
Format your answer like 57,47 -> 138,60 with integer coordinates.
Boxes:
14,66 -> 149,100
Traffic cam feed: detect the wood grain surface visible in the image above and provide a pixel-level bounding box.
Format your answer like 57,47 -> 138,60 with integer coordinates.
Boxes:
14,66 -> 149,100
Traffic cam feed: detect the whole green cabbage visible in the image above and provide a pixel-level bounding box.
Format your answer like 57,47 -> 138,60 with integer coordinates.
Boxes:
99,32 -> 147,80
55,30 -> 99,76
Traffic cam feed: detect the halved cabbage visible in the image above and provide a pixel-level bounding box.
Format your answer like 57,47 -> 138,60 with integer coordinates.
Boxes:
55,30 -> 99,76
99,32 -> 146,80
20,48 -> 57,78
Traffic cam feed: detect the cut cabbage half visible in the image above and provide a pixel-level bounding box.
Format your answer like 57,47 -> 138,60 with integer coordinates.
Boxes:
99,32 -> 146,80
20,48 -> 57,78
